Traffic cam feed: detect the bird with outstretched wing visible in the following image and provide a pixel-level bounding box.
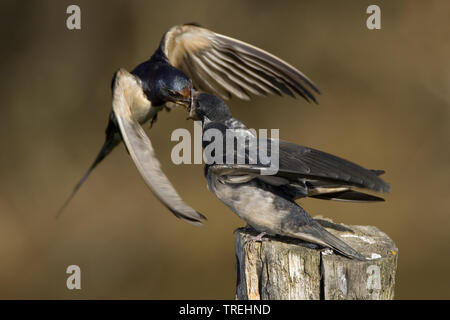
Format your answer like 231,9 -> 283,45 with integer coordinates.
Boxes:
58,23 -> 319,225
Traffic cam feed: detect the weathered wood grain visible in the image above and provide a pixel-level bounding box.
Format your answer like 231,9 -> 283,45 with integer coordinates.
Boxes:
235,219 -> 398,300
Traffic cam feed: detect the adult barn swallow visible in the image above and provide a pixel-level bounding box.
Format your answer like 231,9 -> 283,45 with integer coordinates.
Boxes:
109,69 -> 205,225
58,23 -> 319,219
189,93 -> 390,259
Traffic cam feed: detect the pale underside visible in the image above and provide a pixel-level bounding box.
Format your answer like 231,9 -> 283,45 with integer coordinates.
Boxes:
112,69 -> 206,225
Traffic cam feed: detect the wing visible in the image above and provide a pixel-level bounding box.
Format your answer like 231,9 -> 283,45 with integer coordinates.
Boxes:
112,69 -> 206,226
277,140 -> 390,193
161,23 -> 319,102
207,138 -> 390,199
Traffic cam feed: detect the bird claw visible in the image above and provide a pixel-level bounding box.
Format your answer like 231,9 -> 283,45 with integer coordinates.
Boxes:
164,102 -> 177,112
321,248 -> 334,256
149,114 -> 158,129
244,232 -> 268,251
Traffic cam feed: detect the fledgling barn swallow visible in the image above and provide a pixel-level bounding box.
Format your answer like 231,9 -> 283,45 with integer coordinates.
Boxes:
189,93 -> 390,260
58,23 -> 319,219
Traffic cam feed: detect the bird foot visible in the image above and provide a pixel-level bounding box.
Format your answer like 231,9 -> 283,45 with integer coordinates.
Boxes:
164,102 -> 176,112
149,114 -> 158,129
321,248 -> 334,256
244,232 -> 268,251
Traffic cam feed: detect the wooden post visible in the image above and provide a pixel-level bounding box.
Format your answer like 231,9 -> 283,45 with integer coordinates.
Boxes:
235,218 -> 398,300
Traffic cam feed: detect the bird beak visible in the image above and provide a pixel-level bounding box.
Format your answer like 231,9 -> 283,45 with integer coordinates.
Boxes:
175,87 -> 192,108
187,88 -> 201,121
189,87 -> 195,110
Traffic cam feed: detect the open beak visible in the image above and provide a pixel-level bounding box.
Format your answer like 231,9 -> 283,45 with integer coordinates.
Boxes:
188,87 -> 195,111
187,88 -> 201,121
175,87 -> 192,108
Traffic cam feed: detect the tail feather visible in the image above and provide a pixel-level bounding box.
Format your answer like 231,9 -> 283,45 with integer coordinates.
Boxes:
56,116 -> 121,218
291,223 -> 366,260
370,169 -> 385,176
312,224 -> 366,260
311,189 -> 385,202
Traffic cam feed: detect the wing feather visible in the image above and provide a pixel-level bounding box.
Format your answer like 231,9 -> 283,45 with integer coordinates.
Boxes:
192,53 -> 251,100
207,49 -> 278,95
278,140 -> 390,192
218,47 -> 296,98
161,24 -> 318,102
202,53 -> 263,96
209,139 -> 390,194
184,54 -> 231,100
211,48 -> 285,96
112,69 -> 206,225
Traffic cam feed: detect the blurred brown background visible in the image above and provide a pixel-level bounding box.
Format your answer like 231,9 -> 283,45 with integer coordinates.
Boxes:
0,0 -> 449,299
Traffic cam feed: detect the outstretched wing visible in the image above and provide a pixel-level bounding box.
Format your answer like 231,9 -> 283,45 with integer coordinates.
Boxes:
112,69 -> 206,225
161,23 -> 319,102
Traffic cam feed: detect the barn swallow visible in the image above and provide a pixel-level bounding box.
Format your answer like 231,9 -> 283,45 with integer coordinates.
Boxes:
189,92 -> 390,259
58,23 -> 319,219
108,69 -> 205,225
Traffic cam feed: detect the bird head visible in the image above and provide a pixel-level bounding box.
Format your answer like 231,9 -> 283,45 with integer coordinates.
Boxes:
189,92 -> 232,123
152,66 -> 193,107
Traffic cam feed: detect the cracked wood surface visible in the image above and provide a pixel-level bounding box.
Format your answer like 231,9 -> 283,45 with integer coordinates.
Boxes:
235,219 -> 398,300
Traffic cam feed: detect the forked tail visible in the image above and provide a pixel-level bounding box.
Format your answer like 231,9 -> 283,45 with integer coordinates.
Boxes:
56,115 -> 121,218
